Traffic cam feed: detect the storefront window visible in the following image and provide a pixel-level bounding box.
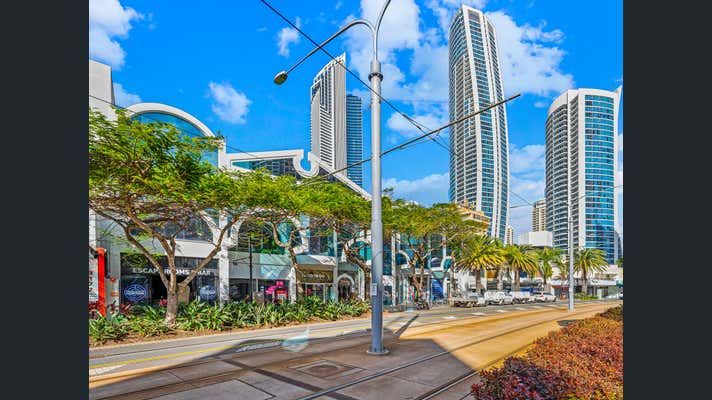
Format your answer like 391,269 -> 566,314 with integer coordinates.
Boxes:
120,253 -> 219,305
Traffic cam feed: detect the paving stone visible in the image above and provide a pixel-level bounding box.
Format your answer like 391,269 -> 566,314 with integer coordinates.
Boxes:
151,379 -> 272,400
167,360 -> 242,381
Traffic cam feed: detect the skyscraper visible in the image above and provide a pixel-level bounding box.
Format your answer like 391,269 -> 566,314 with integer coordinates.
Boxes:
505,225 -> 514,245
532,199 -> 547,232
448,5 -> 509,240
346,94 -> 363,187
545,88 -> 621,264
310,54 -> 347,172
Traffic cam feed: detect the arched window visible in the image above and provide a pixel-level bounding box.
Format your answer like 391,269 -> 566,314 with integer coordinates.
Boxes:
130,111 -> 219,167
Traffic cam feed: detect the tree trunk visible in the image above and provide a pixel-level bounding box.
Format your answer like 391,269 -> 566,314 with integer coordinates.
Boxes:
513,268 -> 520,291
496,267 -> 503,291
581,268 -> 588,295
165,275 -> 178,326
475,269 -> 483,294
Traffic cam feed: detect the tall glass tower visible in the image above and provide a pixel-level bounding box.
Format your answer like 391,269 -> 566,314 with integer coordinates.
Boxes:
545,88 -> 621,264
448,5 -> 509,240
310,53 -> 347,171
345,94 -> 363,187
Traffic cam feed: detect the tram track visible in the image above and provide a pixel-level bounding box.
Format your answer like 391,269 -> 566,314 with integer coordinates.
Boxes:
90,303 -> 612,400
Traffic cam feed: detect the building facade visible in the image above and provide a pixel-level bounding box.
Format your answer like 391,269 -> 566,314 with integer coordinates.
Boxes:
310,53 -> 347,172
505,225 -> 514,245
532,199 -> 546,232
518,231 -> 553,248
345,94 -> 363,187
448,5 -> 510,240
545,88 -> 621,264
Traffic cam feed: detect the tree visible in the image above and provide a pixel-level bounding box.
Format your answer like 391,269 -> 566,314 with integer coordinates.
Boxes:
242,172 -> 312,299
385,201 -> 482,302
574,248 -> 609,295
503,244 -> 538,291
452,236 -> 505,294
299,179 -> 372,297
89,109 -> 255,325
536,247 -> 563,292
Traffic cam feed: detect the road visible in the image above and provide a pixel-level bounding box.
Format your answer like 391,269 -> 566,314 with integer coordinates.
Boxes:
90,299 -> 615,380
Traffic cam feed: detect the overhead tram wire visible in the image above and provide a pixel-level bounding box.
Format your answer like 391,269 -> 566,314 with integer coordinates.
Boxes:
302,94 -> 521,186
258,0 -> 452,154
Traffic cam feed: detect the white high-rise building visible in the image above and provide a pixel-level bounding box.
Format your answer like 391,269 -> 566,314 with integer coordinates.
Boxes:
310,53 -> 347,172
545,88 -> 621,264
505,225 -> 514,245
532,199 -> 546,232
448,6 -> 509,240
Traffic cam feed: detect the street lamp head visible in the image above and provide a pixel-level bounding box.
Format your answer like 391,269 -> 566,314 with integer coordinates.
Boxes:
273,71 -> 288,85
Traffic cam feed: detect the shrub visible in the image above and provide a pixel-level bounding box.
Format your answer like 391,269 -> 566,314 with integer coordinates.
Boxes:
471,316 -> 623,400
129,318 -> 171,337
471,358 -> 575,400
598,305 -> 623,322
177,300 -> 231,331
89,314 -> 129,344
574,293 -> 599,301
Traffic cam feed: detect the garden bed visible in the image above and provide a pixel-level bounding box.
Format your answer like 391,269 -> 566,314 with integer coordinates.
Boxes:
471,305 -> 623,400
89,297 -> 371,347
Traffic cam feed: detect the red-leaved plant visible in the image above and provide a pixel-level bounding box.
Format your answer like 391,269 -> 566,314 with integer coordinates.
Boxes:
472,308 -> 623,400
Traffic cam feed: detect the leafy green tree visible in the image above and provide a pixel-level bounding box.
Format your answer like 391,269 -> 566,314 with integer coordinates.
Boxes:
300,179 -> 372,291
452,235 -> 505,294
536,247 -> 563,291
89,109 -> 255,325
503,244 -> 538,291
385,201 -> 483,302
574,248 -> 609,295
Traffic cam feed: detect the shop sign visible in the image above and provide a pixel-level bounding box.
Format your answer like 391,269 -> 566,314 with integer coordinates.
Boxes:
126,267 -> 216,276
298,269 -> 333,283
89,255 -> 99,302
124,284 -> 147,302
198,285 -> 217,300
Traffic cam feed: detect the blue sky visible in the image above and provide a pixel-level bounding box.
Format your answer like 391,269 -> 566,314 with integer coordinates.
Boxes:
90,0 -> 623,241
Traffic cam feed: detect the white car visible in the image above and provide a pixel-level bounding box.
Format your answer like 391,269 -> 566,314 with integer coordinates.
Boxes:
510,291 -> 534,304
451,291 -> 486,307
532,290 -> 556,302
485,291 -> 514,305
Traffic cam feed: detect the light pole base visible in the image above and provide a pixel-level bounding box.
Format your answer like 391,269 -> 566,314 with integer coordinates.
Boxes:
366,348 -> 389,356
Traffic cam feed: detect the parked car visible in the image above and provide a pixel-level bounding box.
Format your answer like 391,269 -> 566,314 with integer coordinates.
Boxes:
618,291 -> 623,300
510,291 -> 533,304
485,291 -> 514,305
450,291 -> 486,307
532,290 -> 556,302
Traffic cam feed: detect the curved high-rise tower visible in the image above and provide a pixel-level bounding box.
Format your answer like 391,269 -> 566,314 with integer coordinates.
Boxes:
545,88 -> 621,264
448,5 -> 510,240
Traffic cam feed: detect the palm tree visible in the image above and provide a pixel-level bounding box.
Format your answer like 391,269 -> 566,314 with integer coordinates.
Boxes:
488,239 -> 506,290
536,247 -> 563,292
453,236 -> 505,294
503,244 -> 538,291
574,248 -> 609,295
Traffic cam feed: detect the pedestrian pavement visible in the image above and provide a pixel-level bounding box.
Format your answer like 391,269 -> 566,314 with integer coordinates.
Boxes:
89,301 -> 618,400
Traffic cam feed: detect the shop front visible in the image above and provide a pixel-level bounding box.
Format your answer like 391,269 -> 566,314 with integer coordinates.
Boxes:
119,253 -> 219,305
298,268 -> 335,302
229,253 -> 293,303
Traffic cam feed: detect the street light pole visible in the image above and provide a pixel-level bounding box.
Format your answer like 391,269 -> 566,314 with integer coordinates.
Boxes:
273,0 -> 392,356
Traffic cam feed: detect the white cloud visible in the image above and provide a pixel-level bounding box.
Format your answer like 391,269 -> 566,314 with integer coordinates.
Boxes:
89,0 -> 143,70
485,11 -> 574,97
113,83 -> 141,107
426,0 -> 488,35
257,26 -> 268,32
509,144 -> 545,174
335,1 -> 343,10
534,101 -> 547,108
276,17 -> 301,57
386,105 -> 448,138
208,82 -> 251,124
382,172 -> 449,206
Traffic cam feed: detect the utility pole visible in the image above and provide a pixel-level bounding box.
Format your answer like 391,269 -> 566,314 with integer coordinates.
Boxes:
248,235 -> 254,301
